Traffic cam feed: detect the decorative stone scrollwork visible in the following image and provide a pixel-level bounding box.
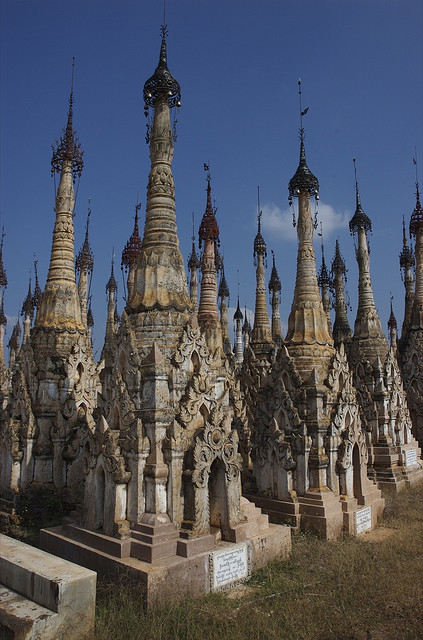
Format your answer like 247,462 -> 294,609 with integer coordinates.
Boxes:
174,323 -> 212,368
191,405 -> 242,488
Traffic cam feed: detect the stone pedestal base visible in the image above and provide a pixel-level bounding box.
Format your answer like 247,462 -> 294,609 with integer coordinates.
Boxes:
370,442 -> 423,492
340,486 -> 385,536
298,489 -> 344,540
244,494 -> 301,529
40,499 -> 291,608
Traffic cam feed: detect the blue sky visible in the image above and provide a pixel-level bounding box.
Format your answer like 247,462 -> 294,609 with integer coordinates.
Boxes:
1,0 -> 422,356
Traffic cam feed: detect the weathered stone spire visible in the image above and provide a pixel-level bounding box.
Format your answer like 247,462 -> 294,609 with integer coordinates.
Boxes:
399,215 -> 415,339
187,215 -> 201,310
285,124 -> 333,380
8,319 -> 21,369
32,259 -> 42,310
387,297 -> 397,352
233,299 -> 243,364
34,66 -> 85,338
198,169 -> 222,352
130,27 -> 190,316
268,250 -> 283,346
409,182 -> 423,329
317,238 -> 332,333
21,278 -> 34,345
121,203 -> 142,303
242,307 -> 252,352
102,254 -> 118,360
349,160 -> 388,364
218,265 -> 231,355
330,239 -> 352,347
87,299 -> 94,344
251,188 -> 273,357
76,202 -> 94,327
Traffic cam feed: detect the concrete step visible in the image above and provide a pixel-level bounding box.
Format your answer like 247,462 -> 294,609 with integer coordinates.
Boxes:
0,585 -> 57,640
62,522 -> 131,558
131,537 -> 178,563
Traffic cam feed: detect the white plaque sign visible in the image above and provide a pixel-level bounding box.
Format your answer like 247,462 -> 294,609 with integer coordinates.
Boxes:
405,448 -> 417,468
209,543 -> 251,591
356,506 -> 372,534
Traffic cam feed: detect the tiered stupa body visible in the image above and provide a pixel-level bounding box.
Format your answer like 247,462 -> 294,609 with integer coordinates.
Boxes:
399,217 -> 415,341
399,184 -> 423,448
38,28 -> 290,604
284,131 -> 334,382
126,32 -> 191,358
245,116 -> 384,539
0,80 -> 100,498
348,174 -> 423,487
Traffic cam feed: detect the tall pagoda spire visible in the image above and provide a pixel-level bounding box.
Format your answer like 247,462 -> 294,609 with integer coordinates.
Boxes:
399,215 -> 415,339
102,253 -> 118,361
218,264 -> 231,355
285,81 -> 333,380
268,250 -> 282,346
21,278 -> 34,345
250,187 -> 273,357
330,239 -> 352,347
317,231 -> 332,333
409,181 -> 423,329
233,298 -> 244,364
198,167 -> 222,352
387,296 -> 397,352
76,200 -> 94,328
34,60 -> 85,342
8,319 -> 21,370
129,25 -> 190,321
187,213 -> 201,310
121,202 -> 142,302
349,159 -> 388,364
32,258 -> 42,309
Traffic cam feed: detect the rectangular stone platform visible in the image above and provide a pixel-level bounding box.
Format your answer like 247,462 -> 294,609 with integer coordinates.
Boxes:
0,533 -> 96,640
40,513 -> 291,608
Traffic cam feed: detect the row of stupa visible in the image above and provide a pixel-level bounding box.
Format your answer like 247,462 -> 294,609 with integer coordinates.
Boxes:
0,25 -> 422,602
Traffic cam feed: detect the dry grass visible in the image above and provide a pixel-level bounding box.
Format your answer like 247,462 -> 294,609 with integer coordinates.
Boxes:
94,483 -> 423,640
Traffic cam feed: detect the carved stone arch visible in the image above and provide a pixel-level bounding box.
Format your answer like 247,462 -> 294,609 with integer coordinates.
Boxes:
93,464 -> 106,530
208,457 -> 228,531
190,350 -> 200,374
185,412 -> 243,539
77,402 -> 87,418
352,443 -> 364,503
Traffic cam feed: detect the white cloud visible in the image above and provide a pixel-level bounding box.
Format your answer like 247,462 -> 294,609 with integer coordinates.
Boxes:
261,201 -> 350,242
